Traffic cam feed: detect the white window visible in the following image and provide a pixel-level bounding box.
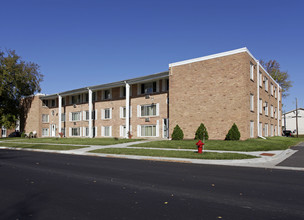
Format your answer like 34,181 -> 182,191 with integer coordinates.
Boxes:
140,125 -> 157,137
259,99 -> 262,114
101,126 -> 112,137
61,113 -> 66,122
120,106 -> 132,118
265,124 -> 268,137
265,102 -> 268,116
250,121 -> 254,138
162,79 -> 169,91
250,94 -> 254,111
139,104 -> 159,117
259,122 -> 262,136
250,63 -> 254,80
271,83 -> 274,96
274,87 -> 277,98
120,125 -> 132,137
84,127 -> 97,137
270,124 -> 274,136
264,77 -> 268,92
83,110 -> 97,120
275,107 -> 277,119
70,112 -> 81,121
42,114 -> 49,123
102,89 -> 111,100
102,108 -> 112,119
270,105 -> 274,117
71,127 -> 81,137
275,125 -> 277,136
259,72 -> 262,87
42,128 -> 49,136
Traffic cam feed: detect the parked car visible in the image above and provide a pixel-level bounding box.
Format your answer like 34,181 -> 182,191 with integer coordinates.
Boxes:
8,131 -> 21,137
282,130 -> 292,137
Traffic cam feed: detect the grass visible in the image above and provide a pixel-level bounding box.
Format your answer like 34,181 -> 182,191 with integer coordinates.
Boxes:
89,148 -> 257,160
0,142 -> 87,150
131,137 -> 304,152
1,137 -> 143,146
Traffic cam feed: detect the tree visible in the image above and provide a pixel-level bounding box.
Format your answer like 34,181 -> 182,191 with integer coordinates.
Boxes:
171,125 -> 184,140
0,49 -> 43,129
260,60 -> 292,98
194,123 -> 209,140
225,123 -> 241,140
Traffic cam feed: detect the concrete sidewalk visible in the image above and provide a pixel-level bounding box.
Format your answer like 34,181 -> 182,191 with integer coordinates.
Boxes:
0,140 -> 303,171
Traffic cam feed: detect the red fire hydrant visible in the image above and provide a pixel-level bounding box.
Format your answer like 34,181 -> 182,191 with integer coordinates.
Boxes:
196,140 -> 204,154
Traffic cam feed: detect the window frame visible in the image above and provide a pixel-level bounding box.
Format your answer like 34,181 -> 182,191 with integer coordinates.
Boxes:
42,114 -> 49,123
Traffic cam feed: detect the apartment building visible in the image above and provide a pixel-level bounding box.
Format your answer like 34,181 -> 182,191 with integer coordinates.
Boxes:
282,108 -> 304,135
21,47 -> 282,140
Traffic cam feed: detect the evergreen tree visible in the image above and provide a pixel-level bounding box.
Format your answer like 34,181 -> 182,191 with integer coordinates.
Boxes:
195,123 -> 209,140
225,123 -> 241,140
171,125 -> 184,140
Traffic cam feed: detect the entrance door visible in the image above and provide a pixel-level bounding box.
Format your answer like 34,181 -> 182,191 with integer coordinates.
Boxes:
1,126 -> 7,138
51,124 -> 56,137
163,118 -> 169,139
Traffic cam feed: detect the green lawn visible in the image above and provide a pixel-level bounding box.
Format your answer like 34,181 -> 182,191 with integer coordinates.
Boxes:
0,142 -> 87,150
1,137 -> 143,145
131,137 -> 304,151
90,148 -> 257,160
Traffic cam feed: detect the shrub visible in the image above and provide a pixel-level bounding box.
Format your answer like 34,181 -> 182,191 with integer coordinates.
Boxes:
21,132 -> 26,138
195,123 -> 209,140
225,123 -> 241,140
172,125 -> 184,140
29,132 -> 33,139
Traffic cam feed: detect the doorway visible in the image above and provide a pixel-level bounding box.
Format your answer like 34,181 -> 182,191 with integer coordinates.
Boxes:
163,118 -> 169,139
51,124 -> 56,137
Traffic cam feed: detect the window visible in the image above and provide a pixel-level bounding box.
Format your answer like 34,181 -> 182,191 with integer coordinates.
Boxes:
162,79 -> 169,91
71,128 -> 81,136
42,100 -> 49,107
140,104 -> 158,117
275,125 -> 277,136
271,83 -> 274,96
84,127 -> 97,137
61,128 -> 66,137
51,99 -> 56,107
84,110 -> 97,120
274,87 -> 277,98
259,72 -> 262,87
270,124 -> 274,136
140,81 -> 157,94
250,94 -> 254,111
270,105 -> 274,117
264,124 -> 268,137
120,106 -> 132,118
250,63 -> 254,80
71,95 -> 81,104
250,121 -> 254,138
102,126 -> 112,137
62,97 -> 66,106
42,128 -> 49,136
61,113 -> 66,122
103,90 -> 111,100
259,99 -> 262,114
264,77 -> 268,92
71,112 -> 81,121
140,125 -> 156,137
275,107 -> 277,118
102,108 -> 112,119
42,114 -> 49,123
265,102 -> 268,116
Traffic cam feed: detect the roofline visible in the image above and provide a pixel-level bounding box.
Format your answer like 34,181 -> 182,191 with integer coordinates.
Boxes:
283,108 -> 304,115
41,71 -> 169,99
169,47 -> 281,89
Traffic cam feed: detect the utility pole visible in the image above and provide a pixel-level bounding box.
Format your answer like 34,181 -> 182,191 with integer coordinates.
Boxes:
296,98 -> 299,138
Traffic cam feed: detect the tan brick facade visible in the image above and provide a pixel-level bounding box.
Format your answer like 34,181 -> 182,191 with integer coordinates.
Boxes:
22,48 -> 282,140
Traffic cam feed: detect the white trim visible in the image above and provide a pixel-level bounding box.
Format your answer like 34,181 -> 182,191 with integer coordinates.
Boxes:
169,47 -> 281,89
137,125 -> 140,137
137,105 -> 140,117
156,120 -> 159,137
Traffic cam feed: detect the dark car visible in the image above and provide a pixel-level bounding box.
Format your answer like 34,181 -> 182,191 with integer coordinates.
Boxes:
8,131 -> 21,137
282,130 -> 292,137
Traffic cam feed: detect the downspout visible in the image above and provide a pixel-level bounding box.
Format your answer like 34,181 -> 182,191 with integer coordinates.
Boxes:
125,81 -> 130,139
58,94 -> 62,137
277,86 -> 280,136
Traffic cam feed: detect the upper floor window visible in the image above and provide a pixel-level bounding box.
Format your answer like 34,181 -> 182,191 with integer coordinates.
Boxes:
274,87 -> 277,98
120,106 -> 132,118
139,104 -> 159,117
61,113 -> 66,122
264,102 -> 268,116
250,94 -> 254,111
70,112 -> 81,121
61,97 -> 66,106
270,105 -> 274,117
259,99 -> 262,114
140,81 -> 157,95
84,110 -> 97,120
250,63 -> 254,81
102,90 -> 111,100
42,100 -> 49,107
42,114 -> 49,123
259,72 -> 262,87
101,108 -> 112,119
71,95 -> 81,104
162,79 -> 169,91
51,99 -> 56,107
83,92 -> 97,102
264,77 -> 268,92
270,83 -> 274,96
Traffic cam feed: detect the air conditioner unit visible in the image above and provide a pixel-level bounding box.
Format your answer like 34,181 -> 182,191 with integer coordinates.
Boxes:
263,103 -> 267,107
73,104 -> 77,108
145,95 -> 150,99
145,118 -> 150,122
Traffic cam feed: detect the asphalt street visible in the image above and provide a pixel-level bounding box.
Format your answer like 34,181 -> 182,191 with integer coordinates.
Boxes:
1,149 -> 304,220
278,142 -> 304,167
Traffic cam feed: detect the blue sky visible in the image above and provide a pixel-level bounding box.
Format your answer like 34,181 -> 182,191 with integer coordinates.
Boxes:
1,0 -> 303,112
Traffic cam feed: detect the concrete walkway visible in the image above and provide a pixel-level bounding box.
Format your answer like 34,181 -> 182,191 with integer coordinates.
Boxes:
0,140 -> 303,171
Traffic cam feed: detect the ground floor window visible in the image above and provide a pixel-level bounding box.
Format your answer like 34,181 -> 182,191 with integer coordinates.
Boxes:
270,124 -> 274,136
141,125 -> 156,137
259,122 -> 262,136
84,127 -> 97,137
61,128 -> 66,137
42,128 -> 49,137
250,121 -> 254,138
264,124 -> 269,137
275,125 -> 277,136
71,127 -> 81,136
101,126 -> 112,137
